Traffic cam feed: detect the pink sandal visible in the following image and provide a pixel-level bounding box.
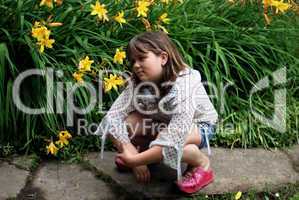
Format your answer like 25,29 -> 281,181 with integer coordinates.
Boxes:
176,166 -> 214,194
115,157 -> 131,172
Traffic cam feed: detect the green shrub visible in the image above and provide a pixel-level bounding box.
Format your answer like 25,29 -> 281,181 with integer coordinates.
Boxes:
0,0 -> 298,157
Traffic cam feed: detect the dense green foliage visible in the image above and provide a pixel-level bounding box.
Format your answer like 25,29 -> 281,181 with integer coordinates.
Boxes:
0,0 -> 298,157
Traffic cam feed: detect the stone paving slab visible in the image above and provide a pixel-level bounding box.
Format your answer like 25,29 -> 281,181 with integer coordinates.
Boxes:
283,145 -> 299,173
0,161 -> 29,199
9,154 -> 38,171
86,152 -> 184,199
85,147 -> 299,198
205,147 -> 299,194
32,161 -> 117,200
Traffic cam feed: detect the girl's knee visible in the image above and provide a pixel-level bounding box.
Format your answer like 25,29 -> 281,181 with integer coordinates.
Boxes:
125,111 -> 144,137
183,144 -> 199,155
125,111 -> 143,126
184,125 -> 201,146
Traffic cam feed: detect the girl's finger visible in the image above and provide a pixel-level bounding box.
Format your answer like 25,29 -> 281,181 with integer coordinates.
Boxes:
138,170 -> 144,183
135,171 -> 141,182
142,171 -> 146,183
137,170 -> 143,182
139,172 -> 144,183
144,170 -> 149,183
146,170 -> 151,183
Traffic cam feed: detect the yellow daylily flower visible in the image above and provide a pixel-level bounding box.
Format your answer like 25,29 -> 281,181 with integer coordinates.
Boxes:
159,13 -> 170,24
114,11 -> 127,27
56,130 -> 72,147
46,141 -> 59,155
32,26 -> 51,41
78,56 -> 94,72
136,0 -> 151,17
33,21 -> 42,27
55,136 -> 69,147
113,48 -> 126,64
104,74 -> 125,93
235,191 -> 242,200
31,22 -> 55,53
73,72 -> 84,83
272,0 -> 291,13
37,37 -> 55,53
40,0 -> 53,8
90,1 -> 109,22
264,0 -> 291,14
59,130 -> 72,140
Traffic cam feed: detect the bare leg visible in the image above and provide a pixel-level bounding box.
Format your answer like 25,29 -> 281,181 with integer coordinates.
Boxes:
183,125 -> 210,171
108,111 -> 156,183
108,111 -> 154,153
126,112 -> 157,152
182,144 -> 210,171
109,113 -> 210,171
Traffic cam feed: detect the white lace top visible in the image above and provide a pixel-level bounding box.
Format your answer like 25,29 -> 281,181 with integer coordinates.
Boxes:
95,67 -> 218,180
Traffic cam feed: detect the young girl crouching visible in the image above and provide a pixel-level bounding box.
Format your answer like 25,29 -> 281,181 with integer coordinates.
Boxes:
96,31 -> 218,194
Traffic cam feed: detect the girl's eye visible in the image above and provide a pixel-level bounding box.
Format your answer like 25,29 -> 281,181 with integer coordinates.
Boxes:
139,56 -> 146,61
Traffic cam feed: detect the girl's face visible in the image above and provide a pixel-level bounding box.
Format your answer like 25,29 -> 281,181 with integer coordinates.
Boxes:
132,51 -> 168,83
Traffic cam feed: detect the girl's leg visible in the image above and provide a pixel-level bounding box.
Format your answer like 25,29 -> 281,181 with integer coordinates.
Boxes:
183,125 -> 210,170
125,111 -> 157,152
176,125 -> 214,194
108,111 -> 155,153
109,111 -> 155,183
182,144 -> 210,171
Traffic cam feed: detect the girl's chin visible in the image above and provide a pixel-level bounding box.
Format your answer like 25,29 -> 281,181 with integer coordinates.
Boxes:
138,74 -> 158,83
138,74 -> 147,80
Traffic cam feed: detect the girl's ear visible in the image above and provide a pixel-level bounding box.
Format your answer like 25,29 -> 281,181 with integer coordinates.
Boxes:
161,51 -> 168,66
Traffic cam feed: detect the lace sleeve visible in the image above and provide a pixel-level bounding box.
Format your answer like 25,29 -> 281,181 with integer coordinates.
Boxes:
95,79 -> 136,158
149,88 -> 196,179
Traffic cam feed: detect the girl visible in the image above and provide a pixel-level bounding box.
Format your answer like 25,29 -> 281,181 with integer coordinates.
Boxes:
96,31 -> 218,194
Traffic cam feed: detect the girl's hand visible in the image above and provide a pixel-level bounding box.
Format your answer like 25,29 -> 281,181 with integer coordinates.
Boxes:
133,165 -> 151,183
116,147 -> 151,183
116,147 -> 136,167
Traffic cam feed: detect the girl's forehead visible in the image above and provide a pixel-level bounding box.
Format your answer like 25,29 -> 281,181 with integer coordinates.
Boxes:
128,41 -> 149,58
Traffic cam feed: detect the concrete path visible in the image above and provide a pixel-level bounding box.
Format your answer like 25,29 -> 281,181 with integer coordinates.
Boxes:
30,162 -> 117,200
84,146 -> 299,199
0,145 -> 298,199
0,161 -> 29,199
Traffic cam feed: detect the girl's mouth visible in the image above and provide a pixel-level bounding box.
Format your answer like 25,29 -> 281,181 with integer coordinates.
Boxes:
137,71 -> 144,76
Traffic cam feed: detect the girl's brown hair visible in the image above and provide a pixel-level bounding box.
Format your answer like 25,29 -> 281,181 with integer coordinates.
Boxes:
126,31 -> 188,95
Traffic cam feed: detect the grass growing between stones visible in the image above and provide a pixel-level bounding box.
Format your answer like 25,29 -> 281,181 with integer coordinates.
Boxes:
186,182 -> 299,200
79,159 -> 142,200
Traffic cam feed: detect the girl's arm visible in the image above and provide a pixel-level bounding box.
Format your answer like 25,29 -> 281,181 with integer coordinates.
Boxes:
117,145 -> 163,167
134,146 -> 163,166
96,79 -> 136,144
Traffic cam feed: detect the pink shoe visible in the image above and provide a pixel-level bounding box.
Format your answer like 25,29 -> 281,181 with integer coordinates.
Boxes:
176,166 -> 214,194
115,157 -> 131,172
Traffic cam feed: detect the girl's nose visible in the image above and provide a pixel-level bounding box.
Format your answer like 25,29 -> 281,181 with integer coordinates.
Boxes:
133,61 -> 141,69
